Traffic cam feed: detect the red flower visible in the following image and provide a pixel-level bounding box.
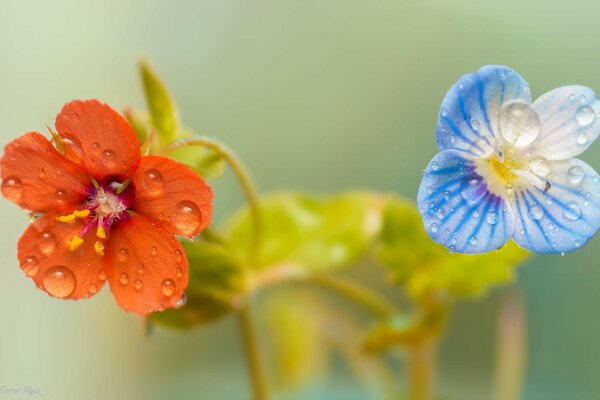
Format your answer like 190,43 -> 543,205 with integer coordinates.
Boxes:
1,100 -> 212,314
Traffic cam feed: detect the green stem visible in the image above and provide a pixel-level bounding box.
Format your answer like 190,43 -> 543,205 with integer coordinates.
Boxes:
308,273 -> 397,318
161,137 -> 267,400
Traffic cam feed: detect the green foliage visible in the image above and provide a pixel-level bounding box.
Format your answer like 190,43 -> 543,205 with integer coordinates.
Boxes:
150,239 -> 246,330
224,191 -> 385,272
376,197 -> 530,301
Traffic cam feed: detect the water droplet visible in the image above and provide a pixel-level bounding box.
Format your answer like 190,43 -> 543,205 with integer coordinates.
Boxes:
435,208 -> 445,220
426,186 -> 433,195
564,201 -> 582,220
88,284 -> 98,294
529,157 -> 551,177
142,169 -> 164,193
468,236 -> 478,246
431,161 -> 440,171
173,200 -> 202,234
161,279 -> 176,297
137,263 -> 145,275
442,190 -> 451,201
134,279 -> 143,290
2,176 -> 23,201
176,267 -> 183,278
150,246 -> 157,256
472,210 -> 480,219
575,239 -> 582,247
38,231 -> 56,254
23,256 -> 39,277
62,136 -> 83,159
91,142 -> 101,153
567,165 -> 584,185
117,248 -> 129,262
119,273 -> 129,285
577,132 -> 589,145
38,167 -> 45,179
98,269 -> 107,281
529,205 -> 544,220
42,266 -> 76,298
460,177 -> 486,203
429,223 -> 439,233
102,149 -> 117,169
176,294 -> 187,308
55,189 -> 67,203
576,105 -> 595,126
593,175 -> 600,184
174,250 -> 183,262
486,212 -> 499,225
499,101 -> 541,147
472,119 -> 480,130
441,108 -> 448,117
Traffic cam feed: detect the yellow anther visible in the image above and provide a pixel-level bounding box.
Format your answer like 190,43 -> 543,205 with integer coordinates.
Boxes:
96,225 -> 106,239
94,241 -> 104,256
57,209 -> 90,223
74,209 -> 90,218
69,235 -> 84,251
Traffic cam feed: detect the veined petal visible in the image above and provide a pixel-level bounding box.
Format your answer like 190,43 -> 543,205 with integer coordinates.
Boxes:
55,100 -> 141,180
437,65 -> 531,158
17,210 -> 107,299
512,158 -> 600,253
106,215 -> 188,314
1,132 -> 92,213
528,86 -> 600,160
418,150 -> 515,253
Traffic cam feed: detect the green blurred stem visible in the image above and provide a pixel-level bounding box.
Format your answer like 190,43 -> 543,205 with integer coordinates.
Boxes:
408,339 -> 436,400
161,137 -> 267,400
308,273 -> 397,318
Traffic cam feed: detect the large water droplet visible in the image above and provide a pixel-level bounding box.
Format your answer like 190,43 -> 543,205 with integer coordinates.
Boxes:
577,132 -> 589,145
499,101 -> 541,147
142,169 -> 164,193
564,201 -> 582,220
529,157 -> 551,177
173,200 -> 202,234
119,273 -> 129,285
38,231 -> 56,254
134,279 -> 143,290
102,149 -> 117,169
2,176 -> 23,201
42,266 -> 76,298
161,279 -> 176,297
117,248 -> 129,262
576,105 -> 595,126
529,205 -> 544,220
460,177 -> 486,204
23,256 -> 39,277
486,212 -> 499,225
567,165 -> 584,185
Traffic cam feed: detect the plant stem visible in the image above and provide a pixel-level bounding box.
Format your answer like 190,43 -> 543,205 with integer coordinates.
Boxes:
161,137 -> 267,400
308,273 -> 397,318
408,339 -> 436,400
237,304 -> 269,400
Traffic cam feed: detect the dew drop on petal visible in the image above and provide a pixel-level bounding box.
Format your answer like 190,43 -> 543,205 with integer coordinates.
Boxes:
88,284 -> 98,294
529,157 -> 551,177
2,176 -> 23,201
161,279 -> 176,297
176,267 -> 183,279
117,248 -> 129,262
575,105 -> 595,126
119,273 -> 129,285
575,239 -> 582,247
174,250 -> 183,263
101,149 -> 117,169
173,200 -> 202,234
42,266 -> 76,298
499,101 -> 541,147
460,177 -> 486,204
528,205 -> 544,220
142,169 -> 164,193
435,208 -> 445,220
91,142 -> 101,153
55,189 -> 67,203
441,108 -> 448,117
38,231 -> 56,255
98,269 -> 107,281
567,165 -> 584,185
150,246 -> 158,256
431,161 -> 440,171
577,132 -> 589,145
62,136 -> 83,159
429,223 -> 439,233
468,236 -> 478,246
137,263 -> 145,275
486,212 -> 499,225
23,256 -> 39,277
564,201 -> 582,220
134,279 -> 143,290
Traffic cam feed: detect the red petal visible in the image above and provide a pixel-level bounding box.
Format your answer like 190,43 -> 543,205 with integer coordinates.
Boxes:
105,214 -> 188,314
1,132 -> 92,212
55,100 -> 141,180
131,155 -> 213,237
17,210 -> 107,299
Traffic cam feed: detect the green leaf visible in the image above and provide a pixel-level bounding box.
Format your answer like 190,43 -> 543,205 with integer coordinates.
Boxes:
376,197 -> 530,301
150,240 -> 246,330
139,59 -> 179,145
224,191 -> 385,273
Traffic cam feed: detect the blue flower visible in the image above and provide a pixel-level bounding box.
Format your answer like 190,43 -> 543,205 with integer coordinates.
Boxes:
418,65 -> 600,254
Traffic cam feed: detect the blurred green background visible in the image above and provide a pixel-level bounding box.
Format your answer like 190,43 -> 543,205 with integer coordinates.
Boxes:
1,0 -> 599,399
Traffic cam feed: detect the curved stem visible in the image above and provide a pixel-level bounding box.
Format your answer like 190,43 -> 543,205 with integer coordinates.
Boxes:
308,273 -> 398,318
161,137 -> 267,399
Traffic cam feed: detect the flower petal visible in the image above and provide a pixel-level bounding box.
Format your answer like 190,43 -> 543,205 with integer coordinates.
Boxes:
17,210 -> 107,299
418,150 -> 515,253
512,158 -> 600,253
105,214 -> 188,314
529,86 -> 600,160
437,65 -> 531,158
130,155 -> 213,237
55,100 -> 141,179
1,132 -> 92,212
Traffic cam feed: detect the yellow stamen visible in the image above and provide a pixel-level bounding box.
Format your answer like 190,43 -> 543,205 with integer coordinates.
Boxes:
56,209 -> 90,223
490,156 -> 517,182
74,209 -> 90,218
94,241 -> 104,256
69,235 -> 84,251
96,225 -> 106,239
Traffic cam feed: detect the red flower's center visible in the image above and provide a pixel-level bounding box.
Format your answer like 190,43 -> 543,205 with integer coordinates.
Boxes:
57,177 -> 135,255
